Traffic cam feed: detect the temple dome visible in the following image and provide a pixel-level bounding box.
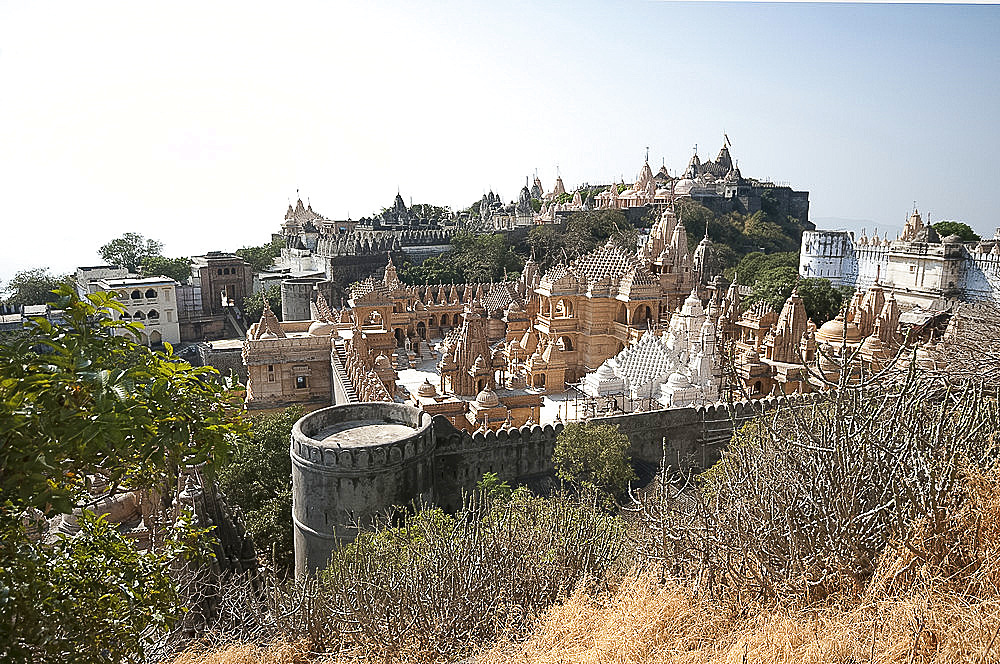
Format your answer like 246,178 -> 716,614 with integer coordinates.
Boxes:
308,320 -> 335,336
666,372 -> 691,388
674,178 -> 695,195
942,234 -> 963,244
475,387 -> 500,408
595,361 -> 617,381
417,378 -> 437,397
374,354 -> 392,369
816,316 -> 864,344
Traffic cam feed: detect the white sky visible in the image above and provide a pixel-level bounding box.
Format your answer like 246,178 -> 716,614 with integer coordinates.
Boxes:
1,1 -> 998,281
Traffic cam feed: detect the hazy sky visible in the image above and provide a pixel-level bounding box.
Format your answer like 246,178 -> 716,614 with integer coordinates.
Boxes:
1,1 -> 998,282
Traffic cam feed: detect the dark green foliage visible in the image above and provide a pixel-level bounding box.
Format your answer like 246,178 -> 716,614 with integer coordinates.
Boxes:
1,267 -> 66,307
932,221 -> 980,242
0,286 -> 237,513
747,265 -> 801,312
98,232 -> 164,272
140,254 -> 191,284
242,284 -> 282,323
527,209 -> 633,268
739,251 -> 850,323
796,278 -> 853,324
553,423 -> 637,498
236,237 -> 284,273
216,407 -> 301,573
0,511 -> 199,664
0,286 -> 243,663
409,203 -> 451,225
731,251 -> 799,285
673,199 -> 810,275
476,472 -> 512,500
399,231 -> 522,284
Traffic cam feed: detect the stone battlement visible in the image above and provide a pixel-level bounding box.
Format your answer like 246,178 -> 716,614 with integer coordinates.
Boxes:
291,392 -> 828,577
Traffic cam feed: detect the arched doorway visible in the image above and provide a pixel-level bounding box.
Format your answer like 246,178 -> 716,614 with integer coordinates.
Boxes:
533,374 -> 546,388
440,313 -> 450,327
394,328 -> 404,347
416,322 -> 426,339
615,303 -> 627,324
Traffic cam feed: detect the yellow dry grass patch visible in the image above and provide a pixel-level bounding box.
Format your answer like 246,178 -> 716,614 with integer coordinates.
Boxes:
169,641 -> 313,664
478,577 -> 1000,664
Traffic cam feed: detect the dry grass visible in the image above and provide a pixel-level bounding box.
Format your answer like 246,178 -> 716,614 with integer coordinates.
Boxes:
478,576 -> 1000,664
168,641 -> 312,664
170,471 -> 1000,664
479,468 -> 1000,664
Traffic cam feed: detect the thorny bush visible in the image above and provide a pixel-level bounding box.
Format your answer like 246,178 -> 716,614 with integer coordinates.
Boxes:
627,365 -> 1000,601
163,488 -> 627,662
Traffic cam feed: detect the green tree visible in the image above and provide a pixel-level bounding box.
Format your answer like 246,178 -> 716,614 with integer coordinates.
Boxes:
553,423 -> 636,498
140,254 -> 191,284
399,231 -> 523,285
399,255 -> 464,285
242,283 -> 282,322
932,221 -> 980,242
796,278 -> 851,324
747,265 -> 799,312
236,237 -> 284,273
0,286 -> 242,663
98,232 -> 164,272
476,472 -> 512,501
2,267 -> 66,307
216,406 -> 301,572
732,251 -> 799,285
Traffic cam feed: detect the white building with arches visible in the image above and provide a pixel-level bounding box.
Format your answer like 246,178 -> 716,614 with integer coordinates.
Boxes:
94,276 -> 181,346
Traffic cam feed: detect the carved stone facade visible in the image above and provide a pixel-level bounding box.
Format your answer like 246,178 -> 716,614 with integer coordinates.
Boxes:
243,307 -> 334,411
272,195 -> 453,289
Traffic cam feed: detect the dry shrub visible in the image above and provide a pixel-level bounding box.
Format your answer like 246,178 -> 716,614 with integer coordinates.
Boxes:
481,469 -> 1000,664
870,467 -> 1000,600
628,371 -> 1000,601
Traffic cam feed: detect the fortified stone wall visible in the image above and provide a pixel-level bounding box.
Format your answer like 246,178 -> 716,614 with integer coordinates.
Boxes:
291,403 -> 435,576
292,393 -> 827,576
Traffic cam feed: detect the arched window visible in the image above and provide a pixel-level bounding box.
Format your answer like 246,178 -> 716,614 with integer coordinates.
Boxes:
148,310 -> 159,320
217,269 -> 223,275
130,290 -> 142,300
133,311 -> 146,320
121,311 -> 132,320
145,289 -> 156,298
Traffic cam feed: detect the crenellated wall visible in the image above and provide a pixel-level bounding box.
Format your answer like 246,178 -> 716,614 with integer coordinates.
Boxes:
291,393 -> 828,577
291,403 -> 436,576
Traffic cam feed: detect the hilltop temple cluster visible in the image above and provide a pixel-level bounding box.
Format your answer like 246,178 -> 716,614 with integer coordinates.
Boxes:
242,196 -> 947,430
482,139 -> 810,229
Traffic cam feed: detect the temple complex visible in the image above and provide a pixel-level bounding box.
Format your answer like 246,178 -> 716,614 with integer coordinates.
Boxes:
244,190 -> 950,428
267,194 -> 454,291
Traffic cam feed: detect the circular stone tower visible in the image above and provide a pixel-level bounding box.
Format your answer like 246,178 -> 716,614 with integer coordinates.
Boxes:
280,279 -> 316,322
290,403 -> 435,577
